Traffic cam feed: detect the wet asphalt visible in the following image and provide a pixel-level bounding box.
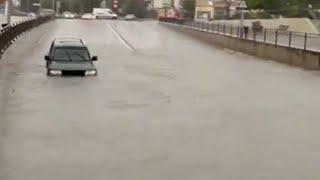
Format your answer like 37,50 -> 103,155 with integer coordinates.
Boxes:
1,19 -> 320,180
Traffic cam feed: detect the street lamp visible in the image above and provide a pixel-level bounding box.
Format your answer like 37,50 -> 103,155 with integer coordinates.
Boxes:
239,0 -> 247,38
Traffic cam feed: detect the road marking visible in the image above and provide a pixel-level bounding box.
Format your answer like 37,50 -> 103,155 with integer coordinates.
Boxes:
37,31 -> 49,44
107,23 -> 136,51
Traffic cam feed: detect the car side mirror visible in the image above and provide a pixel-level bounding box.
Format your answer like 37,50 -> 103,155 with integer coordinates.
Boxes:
1,23 -> 8,28
45,55 -> 50,61
91,56 -> 98,61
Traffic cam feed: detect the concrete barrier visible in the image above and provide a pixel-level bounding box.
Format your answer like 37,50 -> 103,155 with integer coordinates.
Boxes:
211,18 -> 319,34
161,22 -> 320,70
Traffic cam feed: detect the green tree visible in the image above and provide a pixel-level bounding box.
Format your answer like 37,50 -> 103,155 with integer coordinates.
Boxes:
182,0 -> 195,18
245,0 -> 319,10
245,0 -> 284,10
121,0 -> 146,17
244,0 -> 319,17
245,0 -> 263,9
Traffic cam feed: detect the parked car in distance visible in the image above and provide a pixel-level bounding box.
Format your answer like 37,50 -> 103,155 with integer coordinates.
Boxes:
124,14 -> 137,21
63,12 -> 75,19
93,8 -> 117,19
27,12 -> 37,17
81,13 -> 96,20
45,38 -> 98,76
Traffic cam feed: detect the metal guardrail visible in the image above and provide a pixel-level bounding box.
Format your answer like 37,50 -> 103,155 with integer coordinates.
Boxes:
161,20 -> 320,53
0,15 -> 53,57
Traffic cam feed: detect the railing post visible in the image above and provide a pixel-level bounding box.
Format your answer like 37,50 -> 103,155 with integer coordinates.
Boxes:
264,29 -> 267,43
230,25 -> 233,36
304,33 -> 307,50
288,31 -> 292,47
253,31 -> 256,41
275,30 -> 278,45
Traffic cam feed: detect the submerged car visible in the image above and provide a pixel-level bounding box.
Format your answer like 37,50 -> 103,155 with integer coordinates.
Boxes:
45,38 -> 98,76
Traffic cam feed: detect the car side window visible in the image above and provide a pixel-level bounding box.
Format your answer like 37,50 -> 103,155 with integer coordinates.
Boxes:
49,43 -> 54,56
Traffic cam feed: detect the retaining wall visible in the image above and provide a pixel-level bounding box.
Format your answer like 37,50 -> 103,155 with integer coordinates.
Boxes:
210,18 -> 319,34
161,22 -> 320,70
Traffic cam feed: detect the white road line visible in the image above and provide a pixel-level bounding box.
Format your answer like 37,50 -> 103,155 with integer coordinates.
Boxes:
37,31 -> 49,44
107,23 -> 136,51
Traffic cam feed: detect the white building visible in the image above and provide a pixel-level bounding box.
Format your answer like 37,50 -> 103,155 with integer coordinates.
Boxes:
152,0 -> 171,8
195,0 -> 242,20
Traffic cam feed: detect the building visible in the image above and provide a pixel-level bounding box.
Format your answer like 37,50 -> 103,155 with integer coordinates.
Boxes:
152,0 -> 173,9
195,0 -> 241,20
20,0 -> 38,12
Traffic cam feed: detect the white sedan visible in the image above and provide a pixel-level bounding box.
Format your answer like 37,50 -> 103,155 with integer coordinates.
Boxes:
63,12 -> 75,19
124,14 -> 137,21
82,13 -> 96,20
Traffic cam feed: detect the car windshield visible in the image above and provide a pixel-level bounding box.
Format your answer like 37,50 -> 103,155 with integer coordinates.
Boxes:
53,47 -> 90,61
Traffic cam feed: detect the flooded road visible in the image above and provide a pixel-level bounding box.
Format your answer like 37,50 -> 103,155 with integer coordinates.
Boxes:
0,19 -> 320,180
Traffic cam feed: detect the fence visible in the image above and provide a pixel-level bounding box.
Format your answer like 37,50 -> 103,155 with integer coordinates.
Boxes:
0,15 -> 53,57
163,20 -> 320,53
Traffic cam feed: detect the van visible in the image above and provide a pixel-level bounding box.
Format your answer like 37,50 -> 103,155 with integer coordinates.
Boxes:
93,8 -> 118,19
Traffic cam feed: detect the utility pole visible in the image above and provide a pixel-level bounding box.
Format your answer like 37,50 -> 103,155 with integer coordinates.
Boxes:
239,0 -> 246,38
39,0 -> 42,13
56,1 -> 61,15
52,0 -> 55,11
5,0 -> 12,24
26,0 -> 30,12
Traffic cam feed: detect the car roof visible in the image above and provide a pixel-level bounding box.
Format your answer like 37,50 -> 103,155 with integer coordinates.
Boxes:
53,38 -> 86,48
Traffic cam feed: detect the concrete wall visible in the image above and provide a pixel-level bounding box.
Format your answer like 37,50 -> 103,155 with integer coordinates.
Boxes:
210,18 -> 320,34
312,20 -> 320,32
161,22 -> 320,70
